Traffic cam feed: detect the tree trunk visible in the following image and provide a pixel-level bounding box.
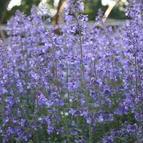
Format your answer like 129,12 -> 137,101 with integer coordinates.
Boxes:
53,0 -> 67,25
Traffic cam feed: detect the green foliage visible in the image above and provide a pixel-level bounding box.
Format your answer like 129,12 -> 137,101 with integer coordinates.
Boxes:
0,0 -> 41,23
0,0 -> 11,23
84,0 -> 126,20
0,0 -> 127,24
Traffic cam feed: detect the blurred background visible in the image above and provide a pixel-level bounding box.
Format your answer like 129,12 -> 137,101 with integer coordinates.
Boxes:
0,0 -> 128,24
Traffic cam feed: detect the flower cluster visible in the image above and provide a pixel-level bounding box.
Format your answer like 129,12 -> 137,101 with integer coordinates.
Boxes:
0,0 -> 143,142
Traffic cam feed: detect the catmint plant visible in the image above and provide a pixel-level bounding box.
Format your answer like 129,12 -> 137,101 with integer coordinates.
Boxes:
0,0 -> 143,142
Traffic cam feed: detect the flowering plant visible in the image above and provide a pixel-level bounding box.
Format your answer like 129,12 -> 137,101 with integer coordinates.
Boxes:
0,0 -> 143,142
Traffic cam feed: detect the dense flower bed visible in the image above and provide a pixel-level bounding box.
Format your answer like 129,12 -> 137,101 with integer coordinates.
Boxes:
0,0 -> 143,142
